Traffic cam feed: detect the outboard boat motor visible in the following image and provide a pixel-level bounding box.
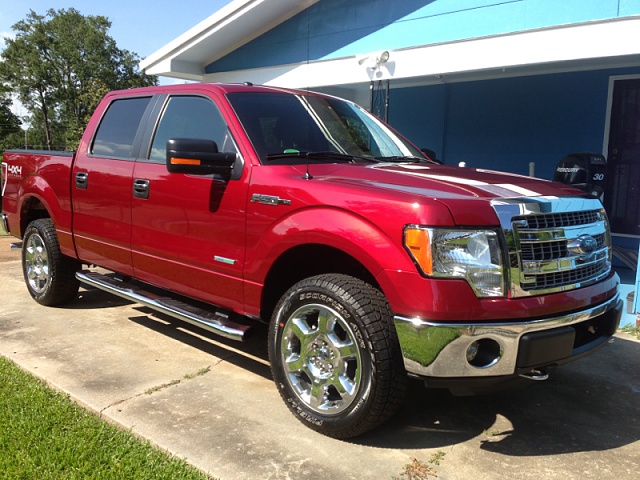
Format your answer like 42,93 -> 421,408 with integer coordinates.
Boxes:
553,152 -> 607,198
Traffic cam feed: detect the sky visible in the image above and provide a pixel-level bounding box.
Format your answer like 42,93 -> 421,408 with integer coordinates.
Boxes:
0,0 -> 232,71
0,0 -> 233,116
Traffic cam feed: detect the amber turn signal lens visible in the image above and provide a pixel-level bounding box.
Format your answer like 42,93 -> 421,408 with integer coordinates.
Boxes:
404,228 -> 433,275
170,157 -> 201,166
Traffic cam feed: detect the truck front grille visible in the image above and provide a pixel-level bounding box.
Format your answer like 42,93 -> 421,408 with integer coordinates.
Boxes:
518,210 -> 601,229
492,198 -> 612,297
522,260 -> 610,291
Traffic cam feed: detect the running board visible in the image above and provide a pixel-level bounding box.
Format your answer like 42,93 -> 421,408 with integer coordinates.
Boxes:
76,271 -> 251,341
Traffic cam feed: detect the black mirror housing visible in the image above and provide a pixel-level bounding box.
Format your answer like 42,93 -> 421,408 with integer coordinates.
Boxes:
166,138 -> 236,176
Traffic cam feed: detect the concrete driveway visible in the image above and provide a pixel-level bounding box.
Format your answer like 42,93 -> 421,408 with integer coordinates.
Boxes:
1,234 -> 639,480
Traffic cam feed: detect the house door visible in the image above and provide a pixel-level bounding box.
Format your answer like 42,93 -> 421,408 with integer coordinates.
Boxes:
605,78 -> 640,235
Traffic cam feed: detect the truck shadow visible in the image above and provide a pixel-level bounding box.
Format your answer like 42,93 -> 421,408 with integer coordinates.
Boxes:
67,287 -> 273,378
127,306 -> 273,382
358,335 -> 640,455
68,287 -> 640,455
68,287 -> 134,310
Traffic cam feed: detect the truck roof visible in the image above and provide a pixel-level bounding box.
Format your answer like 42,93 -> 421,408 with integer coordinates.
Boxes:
107,82 -> 321,98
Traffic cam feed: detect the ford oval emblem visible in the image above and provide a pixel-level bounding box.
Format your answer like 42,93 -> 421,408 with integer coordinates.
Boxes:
577,234 -> 598,255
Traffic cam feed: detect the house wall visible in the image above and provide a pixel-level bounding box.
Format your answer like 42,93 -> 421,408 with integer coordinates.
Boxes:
206,0 -> 640,73
390,67 -> 640,180
201,0 -> 640,198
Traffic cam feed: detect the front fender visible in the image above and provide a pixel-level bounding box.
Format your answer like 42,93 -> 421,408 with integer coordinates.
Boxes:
245,206 -> 417,284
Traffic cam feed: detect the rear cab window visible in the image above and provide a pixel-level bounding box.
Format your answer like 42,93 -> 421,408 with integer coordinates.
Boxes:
91,97 -> 152,158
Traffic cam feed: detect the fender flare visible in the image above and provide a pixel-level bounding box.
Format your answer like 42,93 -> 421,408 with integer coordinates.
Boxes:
245,206 -> 416,284
17,175 -> 74,255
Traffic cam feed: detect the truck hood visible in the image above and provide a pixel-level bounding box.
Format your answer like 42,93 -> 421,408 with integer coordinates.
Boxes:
308,162 -> 590,226
319,162 -> 584,200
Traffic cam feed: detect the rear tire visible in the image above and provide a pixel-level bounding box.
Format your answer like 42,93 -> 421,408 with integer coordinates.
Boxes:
22,219 -> 80,306
268,274 -> 407,438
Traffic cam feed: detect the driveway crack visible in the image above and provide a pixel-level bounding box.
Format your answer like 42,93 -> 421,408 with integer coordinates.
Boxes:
100,364 -> 213,414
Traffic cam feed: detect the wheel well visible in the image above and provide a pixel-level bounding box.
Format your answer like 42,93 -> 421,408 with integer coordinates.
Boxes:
261,244 -> 379,323
20,197 -> 50,237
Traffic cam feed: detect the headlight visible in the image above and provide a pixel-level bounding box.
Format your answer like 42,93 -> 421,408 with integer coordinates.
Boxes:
404,227 -> 505,297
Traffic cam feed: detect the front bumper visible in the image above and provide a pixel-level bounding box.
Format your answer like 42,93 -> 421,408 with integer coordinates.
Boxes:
394,293 -> 622,380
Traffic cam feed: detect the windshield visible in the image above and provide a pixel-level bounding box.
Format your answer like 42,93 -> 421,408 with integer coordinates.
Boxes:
226,91 -> 426,164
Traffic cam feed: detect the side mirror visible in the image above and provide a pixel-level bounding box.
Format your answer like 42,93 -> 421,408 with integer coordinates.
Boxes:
166,138 -> 236,176
420,148 -> 443,164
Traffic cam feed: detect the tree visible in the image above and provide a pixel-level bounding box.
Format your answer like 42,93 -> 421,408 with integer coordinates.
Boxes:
0,85 -> 21,150
0,8 -> 156,150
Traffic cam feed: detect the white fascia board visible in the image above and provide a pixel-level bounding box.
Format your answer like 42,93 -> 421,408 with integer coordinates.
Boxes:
140,0 -> 252,71
202,16 -> 640,88
146,59 -> 205,81
395,16 -> 640,77
140,0 -> 318,76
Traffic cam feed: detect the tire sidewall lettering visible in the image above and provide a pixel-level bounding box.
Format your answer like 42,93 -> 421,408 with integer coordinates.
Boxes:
298,292 -> 352,318
286,397 -> 324,426
295,291 -> 369,351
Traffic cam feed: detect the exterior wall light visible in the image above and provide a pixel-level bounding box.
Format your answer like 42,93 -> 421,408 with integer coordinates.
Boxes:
377,50 -> 390,66
357,50 -> 391,70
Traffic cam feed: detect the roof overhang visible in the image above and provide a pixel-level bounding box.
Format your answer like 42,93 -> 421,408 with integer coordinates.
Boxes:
201,16 -> 640,89
140,0 -> 319,81
142,8 -> 640,88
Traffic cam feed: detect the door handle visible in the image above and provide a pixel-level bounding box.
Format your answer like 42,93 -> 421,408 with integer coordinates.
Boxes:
75,172 -> 88,189
133,179 -> 150,199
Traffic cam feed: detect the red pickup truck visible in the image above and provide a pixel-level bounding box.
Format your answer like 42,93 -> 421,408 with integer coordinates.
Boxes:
1,83 -> 622,438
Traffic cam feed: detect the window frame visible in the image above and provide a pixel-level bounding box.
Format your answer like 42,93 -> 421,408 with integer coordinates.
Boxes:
142,94 -> 240,164
88,95 -> 155,161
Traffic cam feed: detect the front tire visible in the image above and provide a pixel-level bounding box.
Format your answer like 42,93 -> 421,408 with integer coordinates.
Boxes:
268,274 -> 407,438
22,218 -> 80,306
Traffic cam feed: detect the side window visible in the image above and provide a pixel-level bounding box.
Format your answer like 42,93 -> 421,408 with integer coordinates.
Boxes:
92,97 -> 151,158
149,96 -> 237,162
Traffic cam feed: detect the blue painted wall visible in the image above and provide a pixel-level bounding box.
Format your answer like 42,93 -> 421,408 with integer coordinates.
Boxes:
390,67 -> 640,179
204,0 -> 640,184
207,0 -> 640,73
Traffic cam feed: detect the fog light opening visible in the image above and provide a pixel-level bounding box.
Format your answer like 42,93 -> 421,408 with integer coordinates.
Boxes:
466,338 -> 502,368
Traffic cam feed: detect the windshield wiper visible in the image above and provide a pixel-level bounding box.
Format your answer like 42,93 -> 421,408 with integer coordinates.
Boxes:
265,151 -> 380,164
374,155 -> 431,163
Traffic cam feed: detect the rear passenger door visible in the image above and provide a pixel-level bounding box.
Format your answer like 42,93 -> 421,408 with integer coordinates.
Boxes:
72,95 -> 154,275
130,94 -> 249,311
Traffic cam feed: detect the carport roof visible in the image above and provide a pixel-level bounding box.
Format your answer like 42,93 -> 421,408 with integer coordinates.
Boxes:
140,3 -> 640,88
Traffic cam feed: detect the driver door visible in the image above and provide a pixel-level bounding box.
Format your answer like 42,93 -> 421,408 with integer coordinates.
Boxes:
130,94 -> 248,311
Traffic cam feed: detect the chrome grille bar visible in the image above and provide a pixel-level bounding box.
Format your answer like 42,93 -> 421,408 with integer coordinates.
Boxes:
491,197 -> 612,297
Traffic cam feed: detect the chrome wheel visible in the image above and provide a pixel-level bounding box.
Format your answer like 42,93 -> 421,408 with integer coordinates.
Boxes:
24,232 -> 50,294
280,303 -> 362,415
270,274 -> 407,438
21,219 -> 80,306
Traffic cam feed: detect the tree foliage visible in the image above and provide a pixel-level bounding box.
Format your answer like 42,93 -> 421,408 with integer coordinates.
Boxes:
0,8 -> 157,150
0,86 -> 21,150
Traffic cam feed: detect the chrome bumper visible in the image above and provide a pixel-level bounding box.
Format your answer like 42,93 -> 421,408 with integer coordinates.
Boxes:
394,293 -> 622,379
0,213 -> 8,235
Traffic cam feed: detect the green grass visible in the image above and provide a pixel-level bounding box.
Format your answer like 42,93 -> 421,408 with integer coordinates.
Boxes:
395,322 -> 460,367
620,322 -> 640,340
0,356 -> 214,480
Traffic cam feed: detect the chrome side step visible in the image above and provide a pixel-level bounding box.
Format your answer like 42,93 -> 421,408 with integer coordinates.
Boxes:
76,271 -> 251,341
